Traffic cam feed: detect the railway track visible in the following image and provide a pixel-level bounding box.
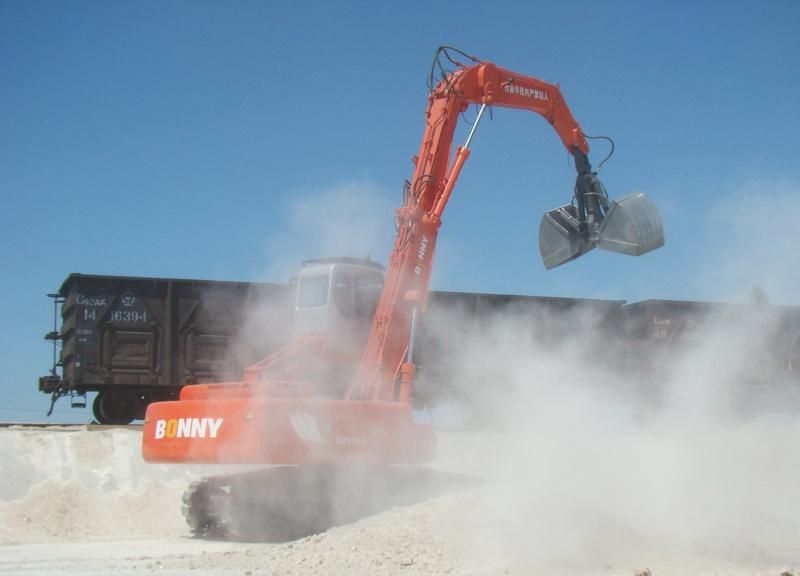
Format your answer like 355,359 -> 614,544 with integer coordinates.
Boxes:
0,422 -> 142,431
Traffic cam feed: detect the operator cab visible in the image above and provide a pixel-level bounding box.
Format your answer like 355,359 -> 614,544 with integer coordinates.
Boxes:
293,257 -> 384,356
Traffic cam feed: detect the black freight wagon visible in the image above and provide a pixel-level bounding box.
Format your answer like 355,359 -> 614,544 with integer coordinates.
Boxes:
42,274 -> 799,425
40,274 -> 293,424
618,299 -> 800,398
39,274 -> 626,424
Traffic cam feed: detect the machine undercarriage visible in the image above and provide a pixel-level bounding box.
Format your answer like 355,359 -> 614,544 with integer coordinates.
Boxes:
181,464 -> 478,541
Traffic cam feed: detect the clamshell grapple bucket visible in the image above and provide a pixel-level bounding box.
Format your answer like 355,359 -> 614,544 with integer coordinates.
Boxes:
539,190 -> 664,269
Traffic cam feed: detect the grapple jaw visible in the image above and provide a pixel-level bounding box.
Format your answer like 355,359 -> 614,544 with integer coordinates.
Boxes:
539,203 -> 596,269
596,191 -> 665,256
539,151 -> 664,269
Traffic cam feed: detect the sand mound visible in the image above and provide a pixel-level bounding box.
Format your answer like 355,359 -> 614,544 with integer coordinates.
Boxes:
0,427 -> 192,544
0,477 -> 186,544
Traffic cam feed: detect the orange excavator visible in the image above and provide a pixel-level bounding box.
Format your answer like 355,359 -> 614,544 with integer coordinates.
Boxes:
142,47 -> 663,538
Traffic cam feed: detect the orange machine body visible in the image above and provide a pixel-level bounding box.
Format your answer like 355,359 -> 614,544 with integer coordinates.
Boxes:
142,393 -> 433,465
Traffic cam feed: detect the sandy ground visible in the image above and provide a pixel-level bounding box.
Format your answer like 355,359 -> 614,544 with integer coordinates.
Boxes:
1,424 -> 798,576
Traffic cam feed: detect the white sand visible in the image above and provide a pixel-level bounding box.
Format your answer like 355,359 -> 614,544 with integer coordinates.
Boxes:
0,425 -> 798,576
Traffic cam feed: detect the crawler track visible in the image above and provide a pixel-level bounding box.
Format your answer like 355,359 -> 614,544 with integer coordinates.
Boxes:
181,467 -> 341,541
181,465 -> 481,542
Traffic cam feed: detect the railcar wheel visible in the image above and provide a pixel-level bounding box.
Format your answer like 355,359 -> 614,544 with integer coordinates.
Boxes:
92,391 -> 137,425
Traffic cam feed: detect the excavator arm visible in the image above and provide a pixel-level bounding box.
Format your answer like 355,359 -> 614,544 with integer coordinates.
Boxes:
347,48 -> 663,402
456,63 -> 589,153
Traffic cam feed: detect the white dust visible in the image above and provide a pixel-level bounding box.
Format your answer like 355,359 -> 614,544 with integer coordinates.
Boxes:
432,305 -> 800,574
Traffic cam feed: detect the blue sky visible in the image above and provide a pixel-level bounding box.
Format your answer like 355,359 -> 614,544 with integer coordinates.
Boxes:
1,0 -> 799,422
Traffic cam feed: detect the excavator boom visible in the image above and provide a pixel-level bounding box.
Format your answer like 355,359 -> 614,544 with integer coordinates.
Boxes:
347,48 -> 664,402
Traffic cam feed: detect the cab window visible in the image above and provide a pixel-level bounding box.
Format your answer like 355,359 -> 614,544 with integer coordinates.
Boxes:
297,274 -> 329,308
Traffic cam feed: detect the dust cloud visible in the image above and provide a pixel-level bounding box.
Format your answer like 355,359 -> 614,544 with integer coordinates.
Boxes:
418,182 -> 800,573
257,179 -> 394,283
424,303 -> 799,574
